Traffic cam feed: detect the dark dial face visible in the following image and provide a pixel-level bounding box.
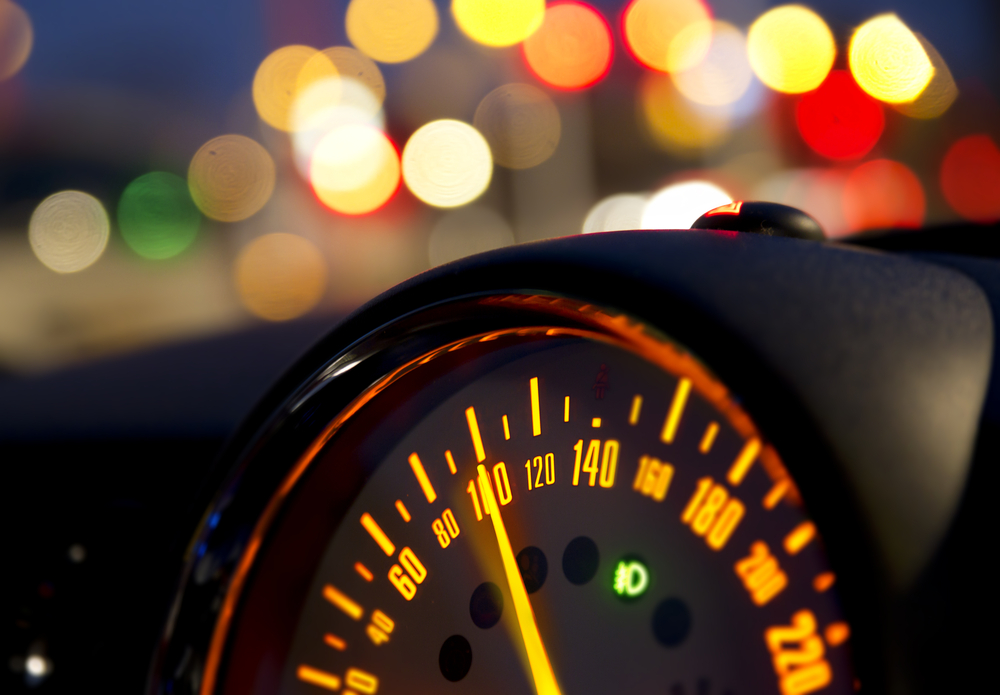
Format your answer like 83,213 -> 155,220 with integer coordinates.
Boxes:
220,327 -> 854,695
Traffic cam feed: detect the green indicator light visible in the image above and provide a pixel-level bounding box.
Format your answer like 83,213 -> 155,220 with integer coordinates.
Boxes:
613,559 -> 650,598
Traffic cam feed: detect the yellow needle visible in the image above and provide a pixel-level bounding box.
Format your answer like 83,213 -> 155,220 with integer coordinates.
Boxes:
477,464 -> 562,695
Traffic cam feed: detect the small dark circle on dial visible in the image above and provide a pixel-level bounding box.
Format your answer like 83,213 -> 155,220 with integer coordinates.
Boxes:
653,597 -> 692,647
517,546 -> 548,594
562,536 -> 600,585
439,634 -> 472,682
469,581 -> 503,629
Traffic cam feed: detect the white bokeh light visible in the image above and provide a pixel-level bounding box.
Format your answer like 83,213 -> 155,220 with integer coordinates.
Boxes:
641,181 -> 732,230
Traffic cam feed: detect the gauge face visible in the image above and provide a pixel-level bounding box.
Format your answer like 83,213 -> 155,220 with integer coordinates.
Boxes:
219,325 -> 854,695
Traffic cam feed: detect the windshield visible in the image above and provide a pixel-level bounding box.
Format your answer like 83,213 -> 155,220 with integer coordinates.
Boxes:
1,0 -> 998,372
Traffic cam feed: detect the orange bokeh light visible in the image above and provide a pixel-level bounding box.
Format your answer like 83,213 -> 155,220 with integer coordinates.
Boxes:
939,134 -> 1000,223
843,159 -> 925,231
522,2 -> 613,90
796,70 -> 884,161
622,0 -> 712,73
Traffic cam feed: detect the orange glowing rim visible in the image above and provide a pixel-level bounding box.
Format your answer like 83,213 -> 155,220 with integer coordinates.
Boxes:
197,293 -> 797,695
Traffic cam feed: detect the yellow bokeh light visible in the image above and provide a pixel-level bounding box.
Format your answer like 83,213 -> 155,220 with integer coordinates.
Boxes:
452,0 -> 545,48
402,119 -> 493,208
321,46 -> 387,108
623,0 -> 712,73
234,233 -> 327,322
473,83 -> 561,169
849,14 -> 933,104
346,0 -> 438,63
310,124 -> 400,215
638,72 -> 730,154
747,5 -> 835,94
672,22 -> 752,107
0,0 -> 32,81
188,135 -> 276,222
893,35 -> 957,119
253,45 -> 321,131
29,191 -> 110,273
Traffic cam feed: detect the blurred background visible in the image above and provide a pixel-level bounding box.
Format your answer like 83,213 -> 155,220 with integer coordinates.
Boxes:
1,0 -> 999,374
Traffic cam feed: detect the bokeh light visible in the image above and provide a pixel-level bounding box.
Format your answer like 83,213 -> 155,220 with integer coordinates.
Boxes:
310,124 -> 400,215
319,46 -> 387,108
473,83 -> 561,169
622,0 -> 712,73
582,194 -> 647,233
671,22 -> 752,107
28,191 -> 110,273
796,70 -> 884,161
842,159 -> 925,231
429,206 -> 515,266
118,172 -> 201,260
188,135 -> 276,222
638,72 -> 730,154
522,2 -> 613,90
452,0 -> 545,48
893,37 -> 957,120
291,76 -> 385,180
939,135 -> 1000,223
402,120 -> 493,208
849,14 -> 933,104
747,5 -> 835,94
641,180 -> 731,229
253,45 -> 322,132
234,233 -> 327,321
0,0 -> 31,81
346,0 -> 438,64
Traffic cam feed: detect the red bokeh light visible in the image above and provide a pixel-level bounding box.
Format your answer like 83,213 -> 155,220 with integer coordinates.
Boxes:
522,2 -> 613,90
796,70 -> 884,161
843,159 -> 925,231
940,134 -> 1000,223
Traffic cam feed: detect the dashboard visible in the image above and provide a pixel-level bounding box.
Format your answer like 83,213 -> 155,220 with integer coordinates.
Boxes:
4,222 -> 996,695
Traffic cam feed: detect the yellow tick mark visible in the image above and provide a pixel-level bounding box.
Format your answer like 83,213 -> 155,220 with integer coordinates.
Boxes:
629,395 -> 642,425
360,512 -> 395,556
297,665 -> 341,691
408,452 -> 438,503
727,437 -> 761,486
813,571 -> 836,592
530,377 -> 541,436
445,450 -> 457,474
661,377 -> 692,443
763,478 -> 790,510
466,406 -> 486,462
354,562 -> 374,582
395,499 -> 411,522
323,584 -> 363,620
323,633 -> 347,651
502,414 -> 511,440
699,421 -> 719,453
563,396 -> 570,422
825,622 -> 850,647
591,417 -> 602,428
784,521 -> 816,555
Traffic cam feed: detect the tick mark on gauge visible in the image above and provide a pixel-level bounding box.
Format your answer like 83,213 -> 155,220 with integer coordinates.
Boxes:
629,395 -> 643,424
394,499 -> 411,522
502,414 -> 511,440
591,417 -> 602,428
354,562 -> 374,582
439,635 -> 472,682
516,546 -> 548,593
445,449 -> 457,474
699,422 -> 719,453
562,536 -> 600,585
652,597 -> 692,647
470,582 -> 504,628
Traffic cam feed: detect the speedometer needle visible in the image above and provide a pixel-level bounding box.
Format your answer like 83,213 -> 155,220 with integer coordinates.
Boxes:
477,464 -> 562,695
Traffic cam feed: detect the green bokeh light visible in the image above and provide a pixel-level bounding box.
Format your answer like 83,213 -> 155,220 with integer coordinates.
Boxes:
118,172 -> 201,260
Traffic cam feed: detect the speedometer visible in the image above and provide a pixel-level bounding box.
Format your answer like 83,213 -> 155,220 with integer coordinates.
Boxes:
154,229 -> 992,695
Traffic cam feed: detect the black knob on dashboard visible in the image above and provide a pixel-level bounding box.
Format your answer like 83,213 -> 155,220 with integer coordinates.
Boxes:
691,201 -> 825,240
